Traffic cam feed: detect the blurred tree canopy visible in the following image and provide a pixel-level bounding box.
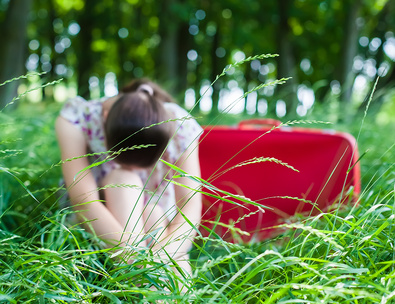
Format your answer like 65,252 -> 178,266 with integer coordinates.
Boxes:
0,0 -> 394,120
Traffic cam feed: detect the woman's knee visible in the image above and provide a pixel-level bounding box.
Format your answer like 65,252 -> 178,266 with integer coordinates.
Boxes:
102,168 -> 146,211
103,168 -> 143,187
143,203 -> 169,233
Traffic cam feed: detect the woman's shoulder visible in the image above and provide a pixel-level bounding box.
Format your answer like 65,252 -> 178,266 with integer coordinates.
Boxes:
163,102 -> 189,118
59,97 -> 102,124
59,96 -> 104,141
165,101 -> 202,125
60,96 -> 103,112
164,103 -> 203,158
164,102 -> 202,126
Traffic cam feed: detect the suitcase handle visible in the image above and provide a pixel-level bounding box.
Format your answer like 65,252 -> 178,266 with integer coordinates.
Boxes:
238,119 -> 282,129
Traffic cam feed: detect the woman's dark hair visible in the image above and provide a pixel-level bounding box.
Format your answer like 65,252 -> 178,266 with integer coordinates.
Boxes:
104,85 -> 172,168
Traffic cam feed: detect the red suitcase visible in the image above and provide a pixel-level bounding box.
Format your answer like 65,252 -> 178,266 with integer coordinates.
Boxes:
198,119 -> 361,242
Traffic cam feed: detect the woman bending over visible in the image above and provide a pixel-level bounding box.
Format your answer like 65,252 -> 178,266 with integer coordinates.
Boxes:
55,78 -> 203,274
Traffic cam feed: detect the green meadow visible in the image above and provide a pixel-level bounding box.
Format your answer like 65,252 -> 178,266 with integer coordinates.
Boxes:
0,70 -> 394,303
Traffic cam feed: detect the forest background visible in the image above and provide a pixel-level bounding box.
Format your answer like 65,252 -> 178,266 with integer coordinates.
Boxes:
1,0 -> 395,123
0,0 -> 395,302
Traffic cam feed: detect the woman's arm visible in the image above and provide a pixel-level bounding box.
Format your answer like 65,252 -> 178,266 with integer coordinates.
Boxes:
173,140 -> 202,229
55,116 -> 129,245
152,140 -> 202,258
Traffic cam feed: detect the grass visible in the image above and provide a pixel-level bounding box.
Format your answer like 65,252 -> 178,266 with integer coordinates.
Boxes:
0,71 -> 394,303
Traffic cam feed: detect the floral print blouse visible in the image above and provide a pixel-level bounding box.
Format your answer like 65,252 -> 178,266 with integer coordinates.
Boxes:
60,96 -> 203,220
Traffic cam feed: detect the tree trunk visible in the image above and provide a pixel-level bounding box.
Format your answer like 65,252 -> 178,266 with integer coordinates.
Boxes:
0,0 -> 32,110
75,0 -> 96,99
157,0 -> 180,96
209,28 -> 221,118
42,0 -> 57,101
275,0 -> 298,117
176,22 -> 190,99
339,0 -> 361,105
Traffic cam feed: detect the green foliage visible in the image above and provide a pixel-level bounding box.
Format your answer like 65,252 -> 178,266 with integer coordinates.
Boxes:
0,76 -> 63,235
0,69 -> 394,302
1,0 -> 394,118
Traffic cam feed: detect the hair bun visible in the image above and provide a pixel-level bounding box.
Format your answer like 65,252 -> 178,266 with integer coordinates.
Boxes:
137,84 -> 154,96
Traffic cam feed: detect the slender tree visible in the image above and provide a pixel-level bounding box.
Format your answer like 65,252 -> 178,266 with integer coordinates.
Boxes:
157,0 -> 182,95
74,0 -> 96,99
338,0 -> 362,108
0,0 -> 32,110
275,0 -> 298,116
